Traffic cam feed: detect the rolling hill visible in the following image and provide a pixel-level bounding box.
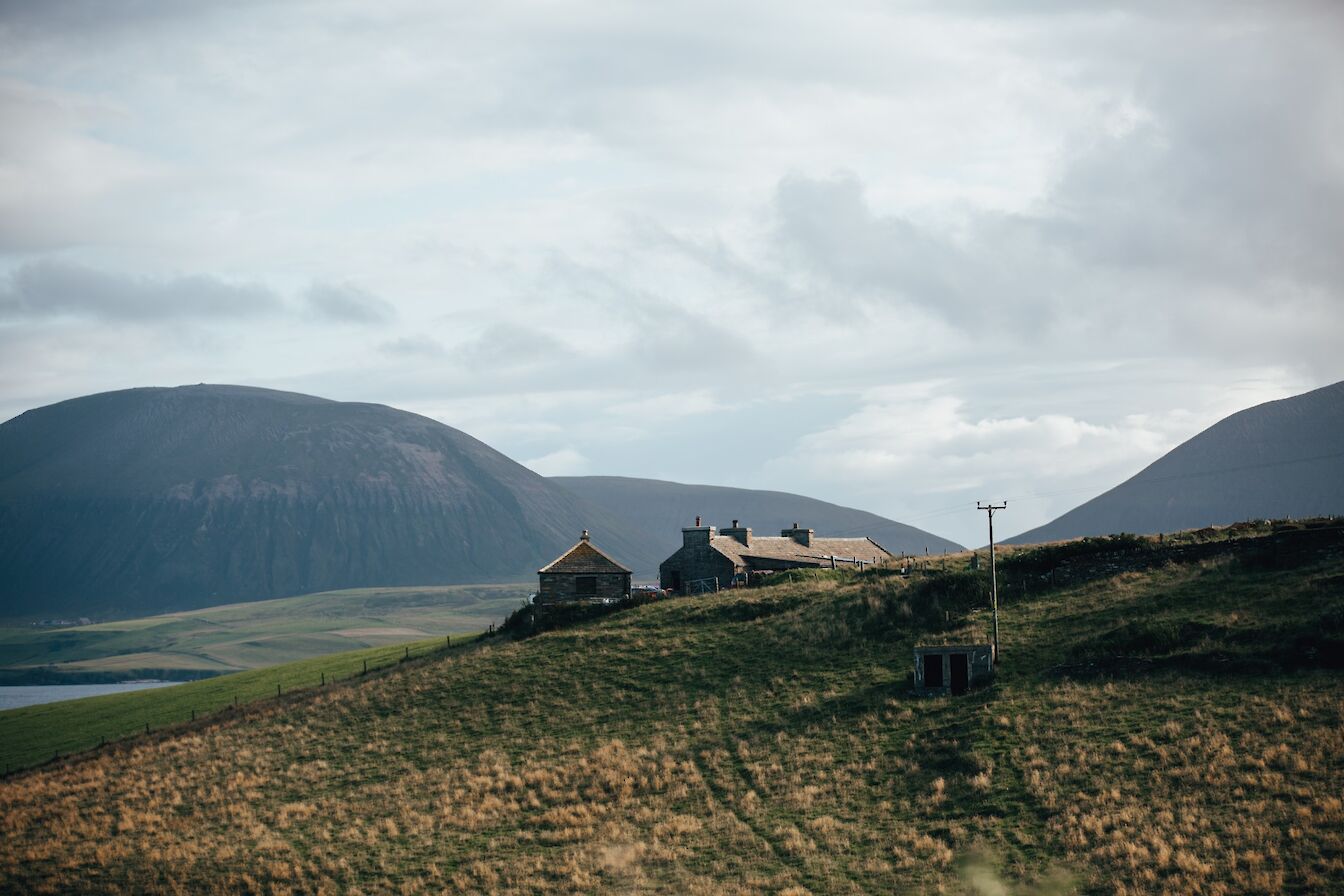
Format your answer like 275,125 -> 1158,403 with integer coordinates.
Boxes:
1,524 -> 1340,893
0,385 -> 658,618
552,475 -> 964,557
0,385 -> 968,621
1006,380 -> 1344,544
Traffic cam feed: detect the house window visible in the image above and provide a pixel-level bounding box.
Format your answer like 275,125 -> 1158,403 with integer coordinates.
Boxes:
575,576 -> 597,597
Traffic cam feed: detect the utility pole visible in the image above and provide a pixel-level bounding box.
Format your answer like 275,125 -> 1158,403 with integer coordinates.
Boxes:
977,501 -> 1007,663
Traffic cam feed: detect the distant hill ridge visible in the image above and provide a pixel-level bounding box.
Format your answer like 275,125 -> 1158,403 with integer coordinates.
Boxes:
0,385 -> 960,619
551,475 -> 964,556
0,385 -> 656,617
1006,380 -> 1344,544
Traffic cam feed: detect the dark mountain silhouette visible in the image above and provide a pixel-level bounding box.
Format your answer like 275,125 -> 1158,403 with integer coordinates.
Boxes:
1005,380 -> 1344,545
0,385 -> 660,618
550,475 -> 964,558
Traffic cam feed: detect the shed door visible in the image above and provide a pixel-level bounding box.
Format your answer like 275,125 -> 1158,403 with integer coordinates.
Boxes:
950,653 -> 969,695
922,653 -> 943,689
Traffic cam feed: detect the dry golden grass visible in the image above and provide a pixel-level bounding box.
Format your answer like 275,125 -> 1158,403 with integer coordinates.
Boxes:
1,543 -> 1341,894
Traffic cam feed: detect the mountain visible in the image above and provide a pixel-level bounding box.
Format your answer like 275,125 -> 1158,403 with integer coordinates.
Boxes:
1006,380 -> 1344,544
550,475 -> 964,557
0,385 -> 659,618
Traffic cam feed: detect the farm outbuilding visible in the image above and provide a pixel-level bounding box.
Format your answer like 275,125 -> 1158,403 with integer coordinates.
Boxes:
659,519 -> 893,594
913,644 -> 994,696
536,531 -> 632,605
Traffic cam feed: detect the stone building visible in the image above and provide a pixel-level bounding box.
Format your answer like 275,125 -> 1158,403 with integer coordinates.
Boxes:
658,519 -> 894,593
536,530 -> 632,604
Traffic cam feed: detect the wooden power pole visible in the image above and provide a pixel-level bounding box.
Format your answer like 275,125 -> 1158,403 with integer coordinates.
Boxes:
977,501 -> 1007,662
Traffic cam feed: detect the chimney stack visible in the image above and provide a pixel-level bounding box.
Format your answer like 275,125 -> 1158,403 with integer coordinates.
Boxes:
682,516 -> 714,547
722,519 -> 751,546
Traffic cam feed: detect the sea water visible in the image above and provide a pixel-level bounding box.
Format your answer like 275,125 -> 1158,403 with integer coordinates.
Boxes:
0,682 -> 180,711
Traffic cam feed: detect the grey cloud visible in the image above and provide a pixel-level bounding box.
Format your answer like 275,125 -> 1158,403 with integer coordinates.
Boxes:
304,282 -> 395,324
766,173 -> 1063,336
379,335 -> 445,357
461,324 -> 569,368
0,260 -> 280,320
1046,33 -> 1344,290
534,251 -> 755,372
773,173 -> 966,306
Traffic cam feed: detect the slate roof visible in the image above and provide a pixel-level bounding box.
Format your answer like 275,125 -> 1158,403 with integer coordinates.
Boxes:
708,535 -> 892,567
539,536 -> 632,574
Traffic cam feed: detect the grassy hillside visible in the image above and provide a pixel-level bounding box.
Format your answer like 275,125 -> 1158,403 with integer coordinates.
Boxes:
0,584 -> 526,682
0,529 -> 1340,894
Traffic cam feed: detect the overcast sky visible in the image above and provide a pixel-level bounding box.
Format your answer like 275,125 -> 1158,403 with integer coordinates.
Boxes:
2,1 -> 1341,546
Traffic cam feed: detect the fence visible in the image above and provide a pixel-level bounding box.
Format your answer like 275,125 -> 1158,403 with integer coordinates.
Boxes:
2,632 -> 476,778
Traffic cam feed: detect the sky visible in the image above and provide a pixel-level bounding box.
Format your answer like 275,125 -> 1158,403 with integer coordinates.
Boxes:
1,1 -> 1341,547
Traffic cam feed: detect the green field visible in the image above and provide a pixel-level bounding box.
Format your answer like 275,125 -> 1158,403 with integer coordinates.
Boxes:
0,633 -> 484,774
0,583 -> 528,682
0,529 -> 1341,894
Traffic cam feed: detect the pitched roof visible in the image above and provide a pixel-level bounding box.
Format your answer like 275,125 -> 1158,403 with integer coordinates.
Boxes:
539,536 -> 632,574
708,534 -> 892,567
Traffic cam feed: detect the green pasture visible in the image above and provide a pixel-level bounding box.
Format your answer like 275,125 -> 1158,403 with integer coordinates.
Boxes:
0,583 -> 527,680
0,632 -> 484,773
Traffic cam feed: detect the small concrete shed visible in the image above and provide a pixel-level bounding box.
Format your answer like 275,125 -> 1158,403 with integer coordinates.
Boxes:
913,644 -> 994,696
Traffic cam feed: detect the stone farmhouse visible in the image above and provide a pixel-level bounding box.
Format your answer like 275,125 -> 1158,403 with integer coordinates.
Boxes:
536,530 -> 632,605
659,519 -> 894,594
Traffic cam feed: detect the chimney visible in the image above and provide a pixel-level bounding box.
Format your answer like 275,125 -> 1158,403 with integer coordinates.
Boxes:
722,519 -> 751,546
682,517 -> 715,547
782,523 -> 813,546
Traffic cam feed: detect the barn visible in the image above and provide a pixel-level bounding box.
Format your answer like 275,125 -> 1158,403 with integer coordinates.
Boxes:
536,530 -> 632,605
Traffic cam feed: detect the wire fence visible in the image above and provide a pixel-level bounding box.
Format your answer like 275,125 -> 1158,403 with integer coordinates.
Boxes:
2,633 -> 479,778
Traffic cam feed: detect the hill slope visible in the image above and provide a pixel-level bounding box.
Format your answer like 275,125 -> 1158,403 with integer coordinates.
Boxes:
2,526 -> 1339,894
1007,380 -> 1344,544
552,475 -> 964,557
0,385 -> 655,618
